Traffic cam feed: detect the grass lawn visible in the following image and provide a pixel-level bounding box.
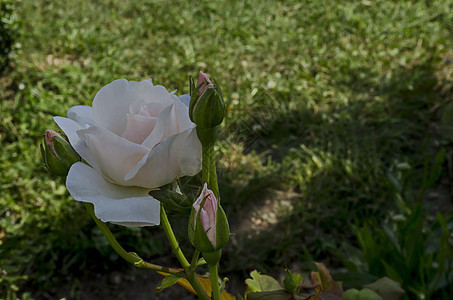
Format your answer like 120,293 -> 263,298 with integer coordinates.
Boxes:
1,0 -> 453,299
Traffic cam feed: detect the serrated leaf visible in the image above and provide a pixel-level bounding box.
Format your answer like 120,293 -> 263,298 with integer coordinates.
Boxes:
363,277 -> 405,300
245,270 -> 283,293
156,275 -> 180,292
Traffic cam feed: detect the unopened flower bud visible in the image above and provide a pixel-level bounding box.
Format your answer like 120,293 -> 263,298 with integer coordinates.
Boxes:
188,183 -> 229,254
189,71 -> 225,129
41,130 -> 81,176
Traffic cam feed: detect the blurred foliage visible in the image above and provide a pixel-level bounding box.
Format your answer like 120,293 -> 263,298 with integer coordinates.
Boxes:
1,0 -> 453,298
243,264 -> 403,300
0,0 -> 20,72
337,151 -> 453,299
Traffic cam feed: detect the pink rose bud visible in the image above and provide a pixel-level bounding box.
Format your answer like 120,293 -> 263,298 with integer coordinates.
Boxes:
45,130 -> 62,156
193,183 -> 218,247
41,129 -> 80,176
189,71 -> 225,130
196,71 -> 215,97
189,183 -> 229,254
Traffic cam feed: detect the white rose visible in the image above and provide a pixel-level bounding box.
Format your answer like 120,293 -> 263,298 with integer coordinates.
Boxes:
54,79 -> 202,226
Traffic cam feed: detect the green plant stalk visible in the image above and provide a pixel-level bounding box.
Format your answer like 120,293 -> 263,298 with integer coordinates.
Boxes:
209,263 -> 221,300
190,249 -> 201,271
209,143 -> 220,199
198,126 -> 223,299
83,202 -> 180,275
160,205 -> 210,300
202,142 -> 211,184
207,127 -> 222,299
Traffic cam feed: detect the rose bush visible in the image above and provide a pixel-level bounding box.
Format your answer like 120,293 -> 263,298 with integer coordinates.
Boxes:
54,78 -> 202,226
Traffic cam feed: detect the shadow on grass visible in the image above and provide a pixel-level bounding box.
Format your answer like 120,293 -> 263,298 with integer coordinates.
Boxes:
219,59 -> 442,283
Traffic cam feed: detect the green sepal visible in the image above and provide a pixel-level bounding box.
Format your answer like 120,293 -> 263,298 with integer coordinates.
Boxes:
42,142 -> 66,176
52,135 -> 80,164
189,75 -> 195,104
41,135 -> 80,177
196,257 -> 207,267
189,79 -> 203,122
188,202 -> 229,253
189,74 -> 225,129
202,250 -> 222,266
215,205 -> 230,251
192,87 -> 225,128
149,188 -> 192,216
196,126 -> 218,148
188,206 -> 216,252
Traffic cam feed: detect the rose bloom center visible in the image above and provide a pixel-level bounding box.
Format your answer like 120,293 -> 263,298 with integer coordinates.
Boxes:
121,100 -> 165,144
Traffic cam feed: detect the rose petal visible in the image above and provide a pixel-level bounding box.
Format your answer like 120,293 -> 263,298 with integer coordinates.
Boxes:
67,162 -> 160,226
141,96 -> 195,149
53,116 -> 100,171
122,113 -> 158,144
141,104 -> 177,149
200,209 -> 210,231
67,105 -> 94,127
179,94 -> 191,107
77,126 -> 149,186
179,128 -> 202,176
125,128 -> 197,187
93,80 -> 173,135
172,94 -> 195,132
193,183 -> 217,247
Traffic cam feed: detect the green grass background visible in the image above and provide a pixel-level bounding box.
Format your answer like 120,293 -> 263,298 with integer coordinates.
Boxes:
1,0 -> 453,298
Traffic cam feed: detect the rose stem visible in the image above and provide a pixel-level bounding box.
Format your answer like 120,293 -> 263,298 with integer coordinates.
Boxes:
208,143 -> 220,200
160,205 -> 210,300
202,142 -> 211,184
209,263 -> 221,300
190,249 -> 201,271
83,202 -> 180,275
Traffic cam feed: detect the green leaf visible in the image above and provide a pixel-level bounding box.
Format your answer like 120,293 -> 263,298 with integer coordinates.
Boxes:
380,261 -> 403,284
440,102 -> 453,138
332,272 -> 377,290
342,288 -> 360,300
317,292 -> 344,300
156,275 -> 180,292
177,174 -> 203,201
246,290 -> 291,300
357,288 -> 382,300
311,263 -> 343,296
196,257 -> 207,267
363,277 -> 405,300
245,270 -> 283,293
149,188 -> 192,216
158,272 -> 236,300
283,268 -> 303,294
